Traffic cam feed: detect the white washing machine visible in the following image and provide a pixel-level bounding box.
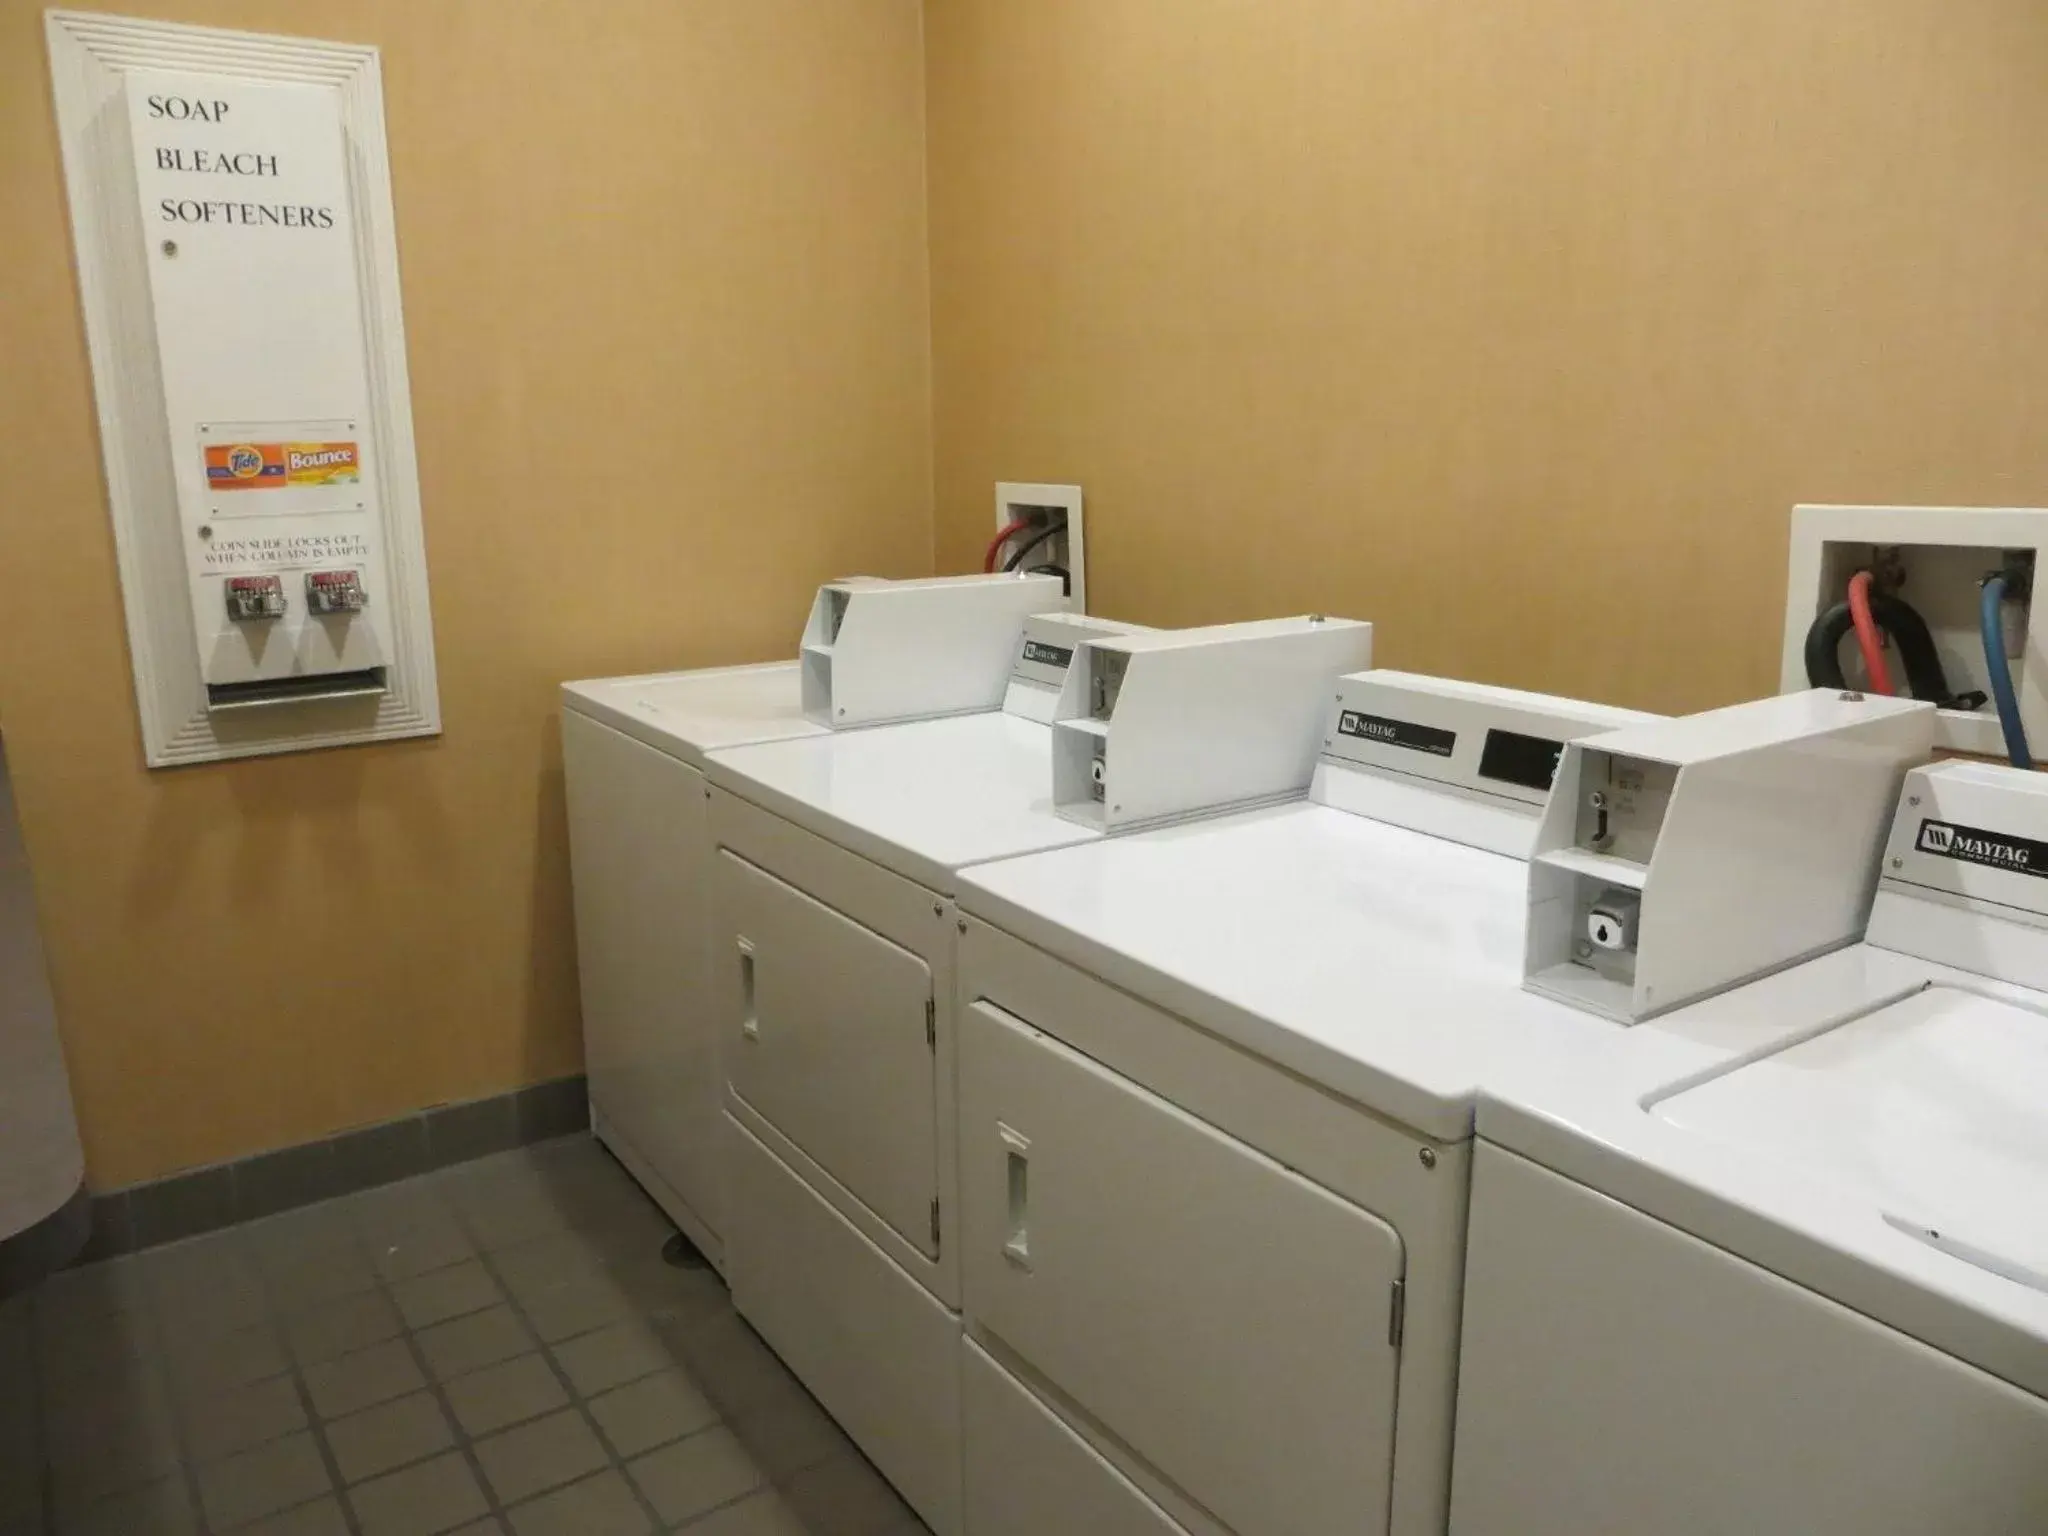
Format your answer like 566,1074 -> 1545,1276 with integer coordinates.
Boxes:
562,661 -> 821,1269
1451,756 -> 2048,1536
561,571 -> 1063,1273
704,616 -> 1373,1536
946,671 -> 1659,1536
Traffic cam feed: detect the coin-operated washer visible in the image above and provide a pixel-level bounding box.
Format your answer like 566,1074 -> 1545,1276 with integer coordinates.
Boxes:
945,671 -> 1686,1536
559,572 -> 1060,1273
704,615 -> 1374,1536
1454,748 -> 2048,1535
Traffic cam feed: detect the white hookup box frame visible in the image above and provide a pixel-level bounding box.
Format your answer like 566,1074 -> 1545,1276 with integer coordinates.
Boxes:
1002,612 -> 1150,724
1052,616 -> 1376,831
994,482 -> 1087,615
1525,690 -> 1936,1024
1781,504 -> 2048,760
800,573 -> 1066,728
46,11 -> 439,766
1313,670 -> 1661,859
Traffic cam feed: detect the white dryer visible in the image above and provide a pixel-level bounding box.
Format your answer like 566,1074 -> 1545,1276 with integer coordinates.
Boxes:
1452,757 -> 2048,1536
704,615 -> 1372,1536
560,570 -> 1063,1273
561,662 -> 820,1271
947,671 -> 1657,1536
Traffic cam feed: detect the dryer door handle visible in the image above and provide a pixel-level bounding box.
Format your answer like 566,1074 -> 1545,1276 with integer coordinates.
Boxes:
737,938 -> 759,1042
998,1121 -> 1031,1270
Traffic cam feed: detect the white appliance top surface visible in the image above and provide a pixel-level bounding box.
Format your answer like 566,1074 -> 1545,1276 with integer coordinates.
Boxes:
956,802 -> 1619,1142
561,662 -> 817,764
705,712 -> 1100,896
1656,986 -> 2048,1275
1480,946 -> 2048,1400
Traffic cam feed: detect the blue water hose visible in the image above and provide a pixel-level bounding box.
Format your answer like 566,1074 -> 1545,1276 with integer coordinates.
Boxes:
1980,575 -> 2033,769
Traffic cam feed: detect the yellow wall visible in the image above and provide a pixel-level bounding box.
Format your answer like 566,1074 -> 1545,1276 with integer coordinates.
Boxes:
0,0 -> 933,1187
20,1 -> 2048,1188
926,0 -> 2048,713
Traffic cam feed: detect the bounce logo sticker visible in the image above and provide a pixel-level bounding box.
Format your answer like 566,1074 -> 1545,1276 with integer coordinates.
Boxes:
205,440 -> 358,490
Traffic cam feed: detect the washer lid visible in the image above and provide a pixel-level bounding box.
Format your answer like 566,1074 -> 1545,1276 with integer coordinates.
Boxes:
706,712 -> 1101,895
561,662 -> 816,763
1654,984 -> 2048,1288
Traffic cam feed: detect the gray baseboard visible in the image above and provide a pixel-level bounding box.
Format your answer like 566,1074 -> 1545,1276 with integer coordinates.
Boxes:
0,1181 -> 90,1300
73,1074 -> 588,1266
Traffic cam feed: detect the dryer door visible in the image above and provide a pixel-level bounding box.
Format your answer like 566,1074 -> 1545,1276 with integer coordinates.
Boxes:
959,1000 -> 1405,1536
722,850 -> 938,1259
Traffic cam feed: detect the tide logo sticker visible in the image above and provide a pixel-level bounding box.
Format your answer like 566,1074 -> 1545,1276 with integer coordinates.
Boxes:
205,441 -> 286,489
203,440 -> 358,490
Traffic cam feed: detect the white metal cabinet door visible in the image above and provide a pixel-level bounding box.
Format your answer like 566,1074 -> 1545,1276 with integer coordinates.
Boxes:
959,1001 -> 1405,1536
963,1339 -> 1196,1536
720,850 -> 937,1257
562,713 -> 720,1241
1451,1143 -> 2048,1536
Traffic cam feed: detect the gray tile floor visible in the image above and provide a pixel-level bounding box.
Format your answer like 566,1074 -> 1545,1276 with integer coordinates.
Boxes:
0,1136 -> 932,1536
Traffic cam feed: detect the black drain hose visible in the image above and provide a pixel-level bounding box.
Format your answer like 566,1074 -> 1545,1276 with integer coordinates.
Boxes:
1804,590 -> 1983,709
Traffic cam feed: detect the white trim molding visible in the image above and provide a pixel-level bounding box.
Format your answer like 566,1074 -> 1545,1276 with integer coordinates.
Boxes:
45,9 -> 440,767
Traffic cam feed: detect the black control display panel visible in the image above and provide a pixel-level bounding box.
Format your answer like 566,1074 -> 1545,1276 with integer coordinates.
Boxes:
1477,728 -> 1566,792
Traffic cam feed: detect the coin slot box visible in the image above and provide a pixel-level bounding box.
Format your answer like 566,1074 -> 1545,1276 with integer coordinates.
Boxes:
1050,617 -> 1376,832
798,573 -> 1065,729
306,569 -> 367,614
224,575 -> 286,622
1526,693 -> 1936,1024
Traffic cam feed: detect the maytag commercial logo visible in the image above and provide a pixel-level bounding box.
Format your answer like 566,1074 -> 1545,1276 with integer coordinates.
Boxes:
1021,640 -> 1073,670
1338,710 -> 1456,757
1915,818 -> 2048,879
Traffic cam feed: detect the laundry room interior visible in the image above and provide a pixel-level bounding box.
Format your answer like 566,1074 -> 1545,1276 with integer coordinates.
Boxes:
3,3 -> 2047,1534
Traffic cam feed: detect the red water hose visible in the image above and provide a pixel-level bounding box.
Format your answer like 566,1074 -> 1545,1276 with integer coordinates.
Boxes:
986,518 -> 1034,573
1847,570 -> 1895,695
